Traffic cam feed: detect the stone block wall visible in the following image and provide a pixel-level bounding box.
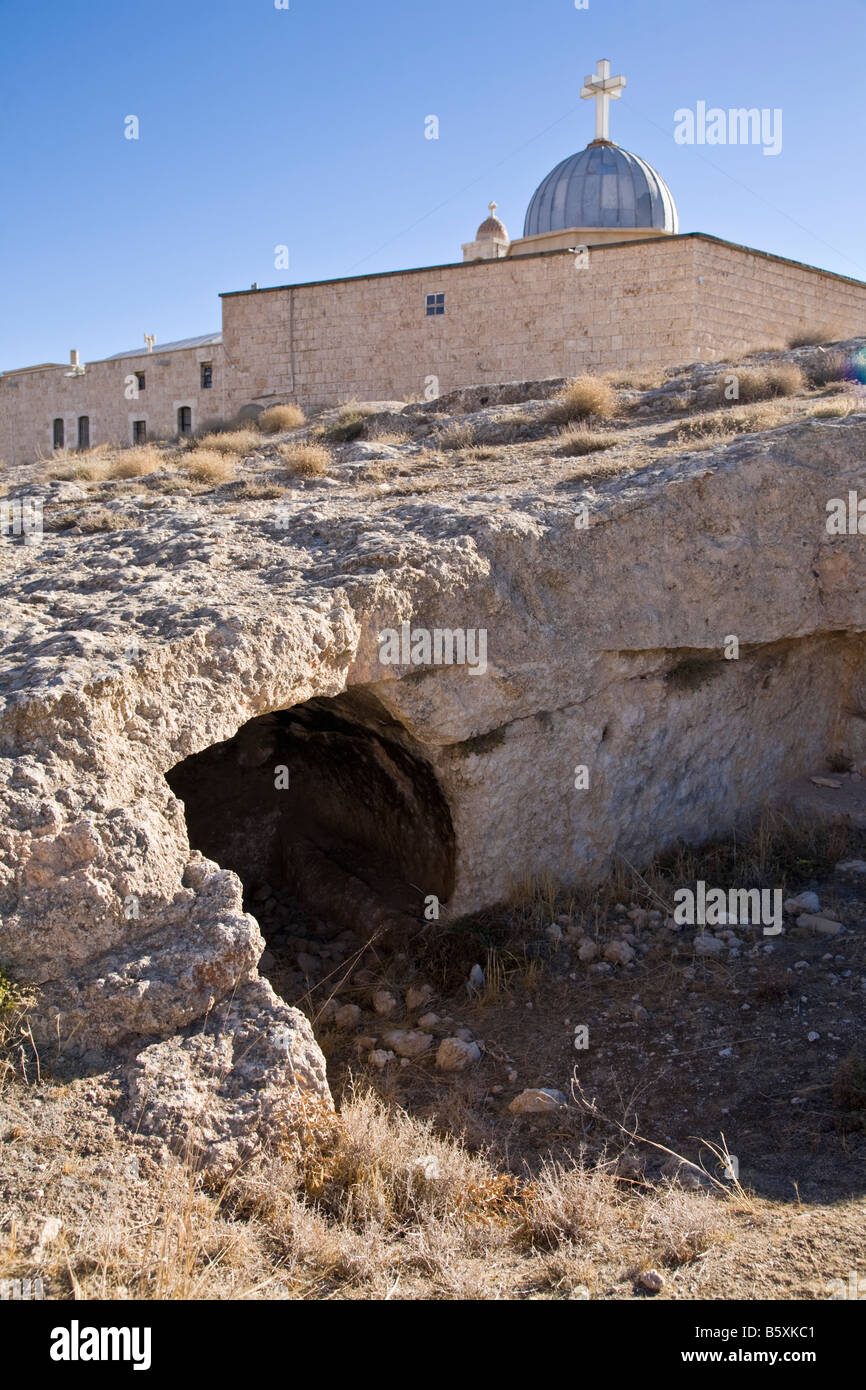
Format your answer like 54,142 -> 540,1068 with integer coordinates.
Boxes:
691,237 -> 866,359
221,234 -> 866,417
4,233 -> 866,468
0,343 -> 225,467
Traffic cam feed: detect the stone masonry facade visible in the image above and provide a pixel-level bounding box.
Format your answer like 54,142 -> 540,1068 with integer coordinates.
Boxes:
0,339 -> 225,468
2,233 -> 866,467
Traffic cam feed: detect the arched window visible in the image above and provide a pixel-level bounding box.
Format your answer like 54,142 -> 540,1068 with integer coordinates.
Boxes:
53,418 -> 64,449
77,416 -> 90,449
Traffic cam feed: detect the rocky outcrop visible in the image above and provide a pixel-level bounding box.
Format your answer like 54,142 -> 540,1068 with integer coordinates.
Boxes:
1,378 -> 865,1159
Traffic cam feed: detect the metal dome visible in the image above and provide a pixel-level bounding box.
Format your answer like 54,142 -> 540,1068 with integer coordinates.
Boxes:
523,141 -> 678,237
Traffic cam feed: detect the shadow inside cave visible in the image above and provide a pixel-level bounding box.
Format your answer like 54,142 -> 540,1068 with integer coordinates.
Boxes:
165,687 -> 456,1001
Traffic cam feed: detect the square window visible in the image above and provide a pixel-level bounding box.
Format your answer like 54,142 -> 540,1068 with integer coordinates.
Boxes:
426,292 -> 445,316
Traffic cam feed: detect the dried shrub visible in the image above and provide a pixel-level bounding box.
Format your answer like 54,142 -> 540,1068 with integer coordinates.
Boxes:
435,422 -> 476,451
182,449 -> 238,483
804,350 -> 851,388
547,374 -> 618,425
557,423 -> 619,456
717,363 -> 805,405
788,327 -> 844,349
831,1053 -> 866,1115
278,441 -> 331,477
194,429 -> 260,456
808,396 -> 858,420
322,405 -> 375,443
105,446 -> 164,479
365,428 -> 411,445
608,368 -> 664,391
258,404 -> 306,433
48,446 -> 113,481
46,506 -> 139,532
671,400 -> 791,447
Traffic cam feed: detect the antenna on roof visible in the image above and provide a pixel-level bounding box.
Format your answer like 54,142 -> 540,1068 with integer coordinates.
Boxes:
144,333 -> 156,353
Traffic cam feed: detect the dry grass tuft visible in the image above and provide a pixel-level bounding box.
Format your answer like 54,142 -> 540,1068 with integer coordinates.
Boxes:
557,423 -> 619,456
321,404 -> 376,443
48,446 -> 114,481
807,394 -> 860,420
194,429 -> 261,456
671,399 -> 793,448
258,404 -> 306,433
547,375 -> 619,426
743,342 -> 785,357
181,449 -> 238,484
607,368 -> 665,391
435,422 -> 477,451
104,446 -> 165,479
716,363 -> 805,405
460,444 -> 500,461
365,428 -> 411,446
803,350 -> 852,389
291,1089 -> 505,1227
788,327 -> 844,349
278,441 -> 331,477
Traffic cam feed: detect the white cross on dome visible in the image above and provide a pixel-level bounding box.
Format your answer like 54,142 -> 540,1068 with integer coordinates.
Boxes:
580,58 -> 626,142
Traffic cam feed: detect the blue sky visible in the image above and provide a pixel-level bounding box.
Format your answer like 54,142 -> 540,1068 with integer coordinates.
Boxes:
1,0 -> 864,371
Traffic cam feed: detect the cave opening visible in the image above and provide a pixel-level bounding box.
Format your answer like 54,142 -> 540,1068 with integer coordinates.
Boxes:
165,688 -> 456,1003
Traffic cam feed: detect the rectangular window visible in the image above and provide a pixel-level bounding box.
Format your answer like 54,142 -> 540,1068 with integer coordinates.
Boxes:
133,420 -> 147,444
426,293 -> 445,316
53,418 -> 64,449
200,362 -> 213,389
136,372 -> 146,392
177,406 -> 192,437
77,416 -> 90,449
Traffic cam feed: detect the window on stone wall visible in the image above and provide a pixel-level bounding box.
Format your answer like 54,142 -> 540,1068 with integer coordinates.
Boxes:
426,293 -> 445,316
77,416 -> 90,449
53,418 -> 64,449
136,372 -> 146,392
200,362 -> 213,389
177,406 -> 192,436
133,420 -> 147,444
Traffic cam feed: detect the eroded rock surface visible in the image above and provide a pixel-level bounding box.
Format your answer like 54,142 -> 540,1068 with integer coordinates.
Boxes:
2,355 -> 865,1160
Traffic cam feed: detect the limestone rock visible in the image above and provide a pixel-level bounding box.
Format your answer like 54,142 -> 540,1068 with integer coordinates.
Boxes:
796,913 -> 843,936
125,979 -> 330,1176
406,983 -> 434,1011
435,1038 -> 481,1072
836,860 -> 866,877
508,1087 -> 567,1114
784,891 -> 821,914
372,988 -> 399,1017
604,940 -> 635,966
466,964 -> 485,996
335,1003 -> 362,1029
369,1049 -> 395,1069
693,934 -> 724,956
382,1028 -> 433,1059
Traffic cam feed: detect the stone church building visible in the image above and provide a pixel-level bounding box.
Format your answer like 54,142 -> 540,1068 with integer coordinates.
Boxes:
3,58 -> 866,467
